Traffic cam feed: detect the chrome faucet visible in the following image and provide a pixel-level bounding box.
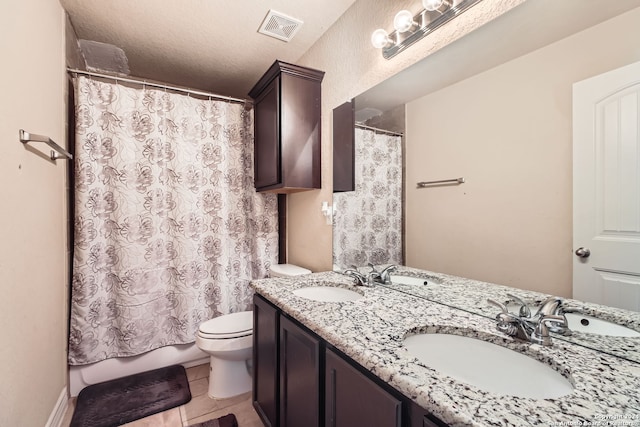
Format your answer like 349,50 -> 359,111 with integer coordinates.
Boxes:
342,264 -> 398,286
369,263 -> 397,285
535,297 -> 564,316
532,314 -> 567,346
533,296 -> 583,336
507,293 -> 531,318
342,268 -> 371,286
489,299 -> 535,341
342,265 -> 379,287
488,298 -> 569,346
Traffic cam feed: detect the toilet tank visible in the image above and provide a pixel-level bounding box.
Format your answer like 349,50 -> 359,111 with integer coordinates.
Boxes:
269,264 -> 311,278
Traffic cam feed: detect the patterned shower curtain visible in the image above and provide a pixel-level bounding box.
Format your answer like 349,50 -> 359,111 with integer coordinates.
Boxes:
333,128 -> 403,269
69,76 -> 278,365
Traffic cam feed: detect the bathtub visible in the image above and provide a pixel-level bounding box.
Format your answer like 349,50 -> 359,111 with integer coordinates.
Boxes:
68,343 -> 209,396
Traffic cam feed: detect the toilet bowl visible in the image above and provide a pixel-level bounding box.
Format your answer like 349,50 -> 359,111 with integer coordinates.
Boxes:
195,311 -> 253,399
195,264 -> 311,399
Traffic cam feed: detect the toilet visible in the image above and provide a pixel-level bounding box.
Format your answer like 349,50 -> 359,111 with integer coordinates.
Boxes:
195,264 -> 311,399
269,263 -> 312,278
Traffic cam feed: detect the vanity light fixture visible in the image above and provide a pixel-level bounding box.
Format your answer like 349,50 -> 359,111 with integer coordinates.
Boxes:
422,0 -> 448,12
371,29 -> 395,49
371,0 -> 484,59
394,10 -> 419,33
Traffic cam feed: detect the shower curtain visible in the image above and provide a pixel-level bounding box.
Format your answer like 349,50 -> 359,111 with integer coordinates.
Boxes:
333,128 -> 403,269
69,76 -> 278,365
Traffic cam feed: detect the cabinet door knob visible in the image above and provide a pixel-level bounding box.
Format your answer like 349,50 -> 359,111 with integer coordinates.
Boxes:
575,247 -> 591,258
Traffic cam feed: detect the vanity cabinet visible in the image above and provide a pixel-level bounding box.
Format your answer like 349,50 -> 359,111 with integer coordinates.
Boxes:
280,316 -> 321,427
325,347 -> 401,427
410,402 -> 445,427
253,294 -> 321,427
249,60 -> 325,193
253,294 -> 279,427
253,293 -> 447,427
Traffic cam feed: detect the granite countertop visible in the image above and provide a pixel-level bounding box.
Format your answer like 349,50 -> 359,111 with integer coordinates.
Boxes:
251,270 -> 640,427
385,266 -> 640,363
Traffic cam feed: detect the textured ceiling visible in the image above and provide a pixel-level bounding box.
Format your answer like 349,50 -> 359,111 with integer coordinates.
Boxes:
60,0 -> 356,99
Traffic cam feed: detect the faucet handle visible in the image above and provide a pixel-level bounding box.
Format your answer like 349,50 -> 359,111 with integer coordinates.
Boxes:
506,293 -> 531,318
532,314 -> 566,346
378,265 -> 397,284
487,298 -> 509,314
535,296 -> 564,316
342,269 -> 367,286
548,304 -> 581,336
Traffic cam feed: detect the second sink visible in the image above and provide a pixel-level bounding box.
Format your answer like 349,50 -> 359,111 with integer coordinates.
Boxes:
505,304 -> 640,337
403,333 -> 574,399
292,286 -> 363,302
564,313 -> 640,337
390,275 -> 441,286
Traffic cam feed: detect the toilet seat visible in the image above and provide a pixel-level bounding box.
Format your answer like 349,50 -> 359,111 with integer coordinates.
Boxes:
198,311 -> 253,339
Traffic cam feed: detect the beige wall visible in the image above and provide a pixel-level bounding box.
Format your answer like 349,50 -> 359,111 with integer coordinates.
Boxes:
0,0 -> 68,425
405,7 -> 640,296
290,0 -> 524,272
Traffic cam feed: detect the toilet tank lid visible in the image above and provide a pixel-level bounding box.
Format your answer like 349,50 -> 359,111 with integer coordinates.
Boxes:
199,311 -> 252,335
270,263 -> 312,277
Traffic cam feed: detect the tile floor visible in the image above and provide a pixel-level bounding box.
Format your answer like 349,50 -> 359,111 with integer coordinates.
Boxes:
60,363 -> 264,427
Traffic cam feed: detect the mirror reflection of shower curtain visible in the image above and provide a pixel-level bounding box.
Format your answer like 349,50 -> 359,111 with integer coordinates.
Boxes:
69,76 -> 278,365
333,128 -> 402,269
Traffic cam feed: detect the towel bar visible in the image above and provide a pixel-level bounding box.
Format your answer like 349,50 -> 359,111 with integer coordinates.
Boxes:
19,129 -> 73,161
417,177 -> 465,187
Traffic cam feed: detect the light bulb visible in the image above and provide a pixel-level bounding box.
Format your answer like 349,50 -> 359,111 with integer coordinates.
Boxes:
422,0 -> 444,11
371,29 -> 393,49
393,10 -> 417,33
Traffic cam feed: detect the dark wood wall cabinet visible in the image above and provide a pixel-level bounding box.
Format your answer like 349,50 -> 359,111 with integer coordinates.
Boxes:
252,294 -> 447,427
332,100 -> 355,192
249,60 -> 325,193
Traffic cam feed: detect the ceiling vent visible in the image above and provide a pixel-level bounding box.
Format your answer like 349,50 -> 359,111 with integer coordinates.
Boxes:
258,10 -> 303,42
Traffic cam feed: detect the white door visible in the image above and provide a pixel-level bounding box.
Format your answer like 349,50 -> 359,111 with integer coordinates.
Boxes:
573,61 -> 640,311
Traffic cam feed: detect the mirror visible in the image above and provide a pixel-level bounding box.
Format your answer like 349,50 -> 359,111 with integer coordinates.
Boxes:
333,0 -> 640,362
332,105 -> 405,270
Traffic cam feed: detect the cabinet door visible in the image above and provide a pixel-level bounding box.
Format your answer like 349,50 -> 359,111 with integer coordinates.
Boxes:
280,316 -> 321,427
253,295 -> 279,427
254,77 -> 280,190
279,72 -> 322,190
326,348 -> 402,427
410,401 -> 447,427
333,100 -> 355,192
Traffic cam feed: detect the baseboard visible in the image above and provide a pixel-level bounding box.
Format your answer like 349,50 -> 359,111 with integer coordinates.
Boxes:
45,387 -> 69,427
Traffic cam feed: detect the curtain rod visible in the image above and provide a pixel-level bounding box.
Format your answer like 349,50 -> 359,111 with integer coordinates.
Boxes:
355,123 -> 403,137
67,68 -> 251,105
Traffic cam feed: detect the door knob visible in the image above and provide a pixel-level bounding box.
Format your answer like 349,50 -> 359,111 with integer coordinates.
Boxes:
575,247 -> 591,258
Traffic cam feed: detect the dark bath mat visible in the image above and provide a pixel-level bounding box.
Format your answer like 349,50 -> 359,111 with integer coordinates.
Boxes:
189,414 -> 238,427
70,364 -> 191,427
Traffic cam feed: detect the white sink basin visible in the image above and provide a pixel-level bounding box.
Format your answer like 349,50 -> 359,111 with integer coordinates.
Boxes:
390,275 -> 441,286
565,313 -> 640,337
403,333 -> 574,399
292,286 -> 363,302
505,304 -> 640,337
